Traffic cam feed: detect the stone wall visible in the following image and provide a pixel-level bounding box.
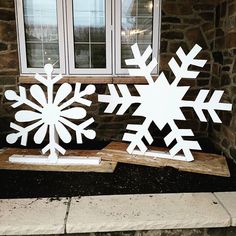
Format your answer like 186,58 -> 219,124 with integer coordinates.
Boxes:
0,0 -> 18,146
158,0 -> 217,145
209,0 -> 236,161
0,0 -> 235,161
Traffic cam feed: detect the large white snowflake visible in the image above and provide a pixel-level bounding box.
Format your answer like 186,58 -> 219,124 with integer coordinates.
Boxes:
5,64 -> 96,164
98,43 -> 232,161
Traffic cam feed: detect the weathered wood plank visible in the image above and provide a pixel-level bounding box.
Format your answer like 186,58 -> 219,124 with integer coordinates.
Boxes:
19,76 -> 113,84
98,142 -> 230,177
0,148 -> 117,173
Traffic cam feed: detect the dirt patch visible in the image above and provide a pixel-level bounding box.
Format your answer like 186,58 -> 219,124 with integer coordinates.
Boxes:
0,139 -> 236,199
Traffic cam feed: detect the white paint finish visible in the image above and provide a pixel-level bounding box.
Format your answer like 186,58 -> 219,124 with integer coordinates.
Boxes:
215,192 -> 236,226
0,198 -> 69,235
98,43 -> 232,162
9,155 -> 101,165
66,193 -> 230,233
5,64 -> 97,165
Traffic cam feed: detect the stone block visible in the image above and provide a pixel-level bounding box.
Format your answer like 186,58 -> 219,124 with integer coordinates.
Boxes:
0,0 -> 14,9
0,197 -> 69,235
228,3 -> 236,16
202,22 -> 214,32
197,79 -> 210,87
0,21 -> 17,42
226,32 -> 236,49
163,3 -> 193,15
214,37 -> 225,50
159,54 -> 173,71
183,18 -> 202,25
0,76 -> 17,85
193,4 -> 214,11
168,42 -> 189,53
161,31 -> 184,40
0,9 -> 15,21
162,17 -> 181,24
199,12 -> 214,21
186,27 -> 208,49
215,192 -> 236,226
66,193 -> 230,233
0,43 -> 7,51
0,51 -> 18,72
212,52 -> 223,65
221,1 -> 227,18
216,28 -> 225,37
221,73 -> 231,86
160,40 -> 168,53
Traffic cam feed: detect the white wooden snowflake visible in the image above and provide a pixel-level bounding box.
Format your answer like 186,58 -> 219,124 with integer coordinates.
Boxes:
5,64 -> 99,165
99,43 -> 232,161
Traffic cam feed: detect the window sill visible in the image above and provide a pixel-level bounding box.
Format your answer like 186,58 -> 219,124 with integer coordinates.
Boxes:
18,75 -> 196,86
18,76 -> 158,84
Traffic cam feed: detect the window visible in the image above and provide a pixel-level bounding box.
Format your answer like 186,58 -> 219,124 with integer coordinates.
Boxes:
16,0 -> 161,76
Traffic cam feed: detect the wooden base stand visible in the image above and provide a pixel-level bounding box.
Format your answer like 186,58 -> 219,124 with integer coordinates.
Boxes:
97,142 -> 230,177
0,148 -> 117,173
0,142 -> 230,177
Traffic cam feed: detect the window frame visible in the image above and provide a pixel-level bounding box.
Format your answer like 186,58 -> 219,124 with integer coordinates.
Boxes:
115,0 -> 160,75
15,0 -> 66,75
66,0 -> 112,75
15,0 -> 161,77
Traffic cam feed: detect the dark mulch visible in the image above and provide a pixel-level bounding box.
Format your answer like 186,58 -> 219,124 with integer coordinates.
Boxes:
0,139 -> 236,199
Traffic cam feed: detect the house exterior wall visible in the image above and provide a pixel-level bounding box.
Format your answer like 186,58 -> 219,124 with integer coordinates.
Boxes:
0,0 -> 235,162
0,0 -> 19,146
209,0 -> 236,161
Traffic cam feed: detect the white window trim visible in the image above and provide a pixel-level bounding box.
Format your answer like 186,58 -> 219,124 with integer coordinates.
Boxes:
15,0 -> 66,75
115,0 -> 160,75
67,0 -> 112,75
16,0 -> 161,77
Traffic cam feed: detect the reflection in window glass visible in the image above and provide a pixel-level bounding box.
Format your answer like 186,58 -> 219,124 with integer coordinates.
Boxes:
73,0 -> 106,69
23,0 -> 60,68
121,0 -> 153,68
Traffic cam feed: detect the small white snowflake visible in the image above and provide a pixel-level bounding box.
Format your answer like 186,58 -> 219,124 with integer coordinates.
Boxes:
5,64 -> 96,163
99,43 -> 232,161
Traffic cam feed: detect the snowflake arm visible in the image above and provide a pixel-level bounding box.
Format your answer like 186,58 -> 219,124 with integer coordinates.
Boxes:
123,118 -> 153,154
7,121 -> 44,146
59,83 -> 96,110
5,86 -> 42,112
181,90 -> 232,123
165,121 -> 201,161
59,116 -> 95,143
98,84 -> 141,115
125,43 -> 157,84
169,44 -> 207,86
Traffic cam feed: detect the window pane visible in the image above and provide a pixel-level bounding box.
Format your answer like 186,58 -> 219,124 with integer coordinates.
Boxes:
121,0 -> 153,68
91,44 -> 106,68
23,0 -> 60,68
26,43 -> 43,68
121,44 -> 151,68
73,0 -> 106,69
74,44 -> 90,68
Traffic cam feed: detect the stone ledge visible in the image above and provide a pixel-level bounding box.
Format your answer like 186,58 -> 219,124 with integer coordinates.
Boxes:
214,192 -> 236,226
0,192 -> 235,235
0,197 -> 69,235
66,193 -> 230,233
